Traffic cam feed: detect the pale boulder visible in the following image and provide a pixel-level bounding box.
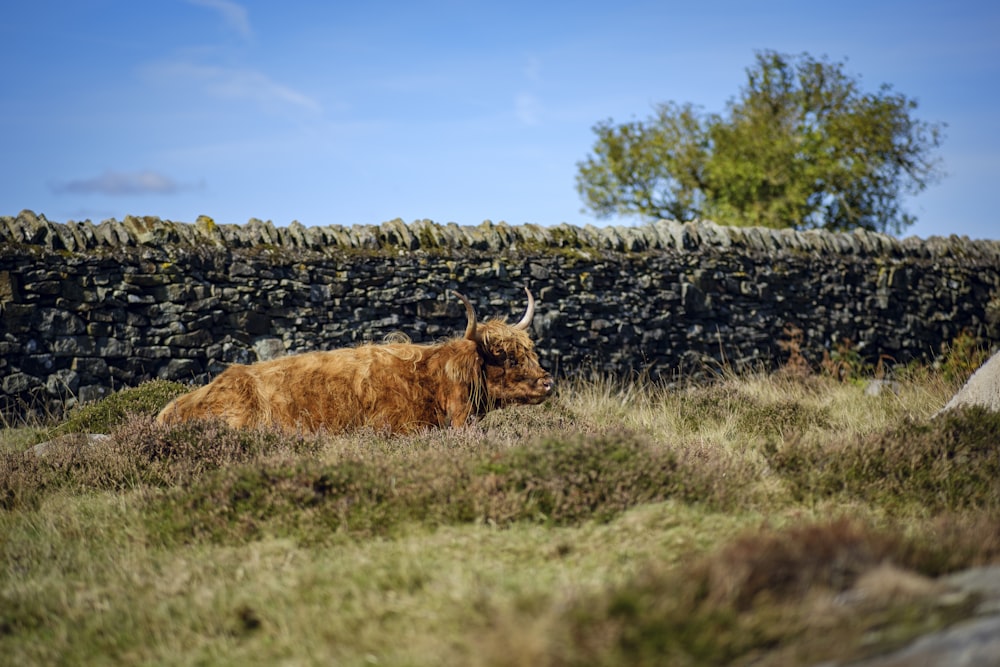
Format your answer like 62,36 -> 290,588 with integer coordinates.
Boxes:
938,350 -> 1000,415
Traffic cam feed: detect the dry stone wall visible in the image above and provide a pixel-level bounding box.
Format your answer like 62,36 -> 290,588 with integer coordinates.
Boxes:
2,209 -> 999,419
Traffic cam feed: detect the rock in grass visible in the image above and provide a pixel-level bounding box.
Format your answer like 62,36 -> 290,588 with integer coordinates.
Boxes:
30,433 -> 111,457
849,615 -> 1000,667
937,350 -> 1000,415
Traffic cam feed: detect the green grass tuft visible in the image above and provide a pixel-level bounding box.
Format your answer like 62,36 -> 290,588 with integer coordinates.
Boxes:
53,379 -> 188,435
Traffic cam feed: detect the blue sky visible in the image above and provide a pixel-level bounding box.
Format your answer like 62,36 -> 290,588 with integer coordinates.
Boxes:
3,1 -> 998,240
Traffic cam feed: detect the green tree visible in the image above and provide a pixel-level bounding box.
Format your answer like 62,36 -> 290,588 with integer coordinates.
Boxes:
576,51 -> 945,234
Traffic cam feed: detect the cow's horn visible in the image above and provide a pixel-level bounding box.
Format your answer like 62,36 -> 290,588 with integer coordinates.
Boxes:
452,290 -> 479,341
514,288 -> 535,331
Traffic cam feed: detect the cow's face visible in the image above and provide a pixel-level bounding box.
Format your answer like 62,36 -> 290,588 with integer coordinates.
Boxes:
453,288 -> 555,407
478,321 -> 554,406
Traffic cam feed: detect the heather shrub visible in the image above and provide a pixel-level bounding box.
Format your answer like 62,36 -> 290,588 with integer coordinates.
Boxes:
0,415 -> 320,511
894,513 -> 1000,575
770,406 -> 1000,513
144,430 -> 765,546
486,517 -> 997,667
475,433 -> 680,524
479,399 -> 593,437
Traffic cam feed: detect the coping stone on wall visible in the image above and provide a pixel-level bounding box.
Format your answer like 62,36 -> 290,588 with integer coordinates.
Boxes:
3,210 -> 1000,264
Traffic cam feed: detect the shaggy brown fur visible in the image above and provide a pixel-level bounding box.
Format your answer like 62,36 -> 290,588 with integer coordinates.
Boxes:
156,290 -> 554,434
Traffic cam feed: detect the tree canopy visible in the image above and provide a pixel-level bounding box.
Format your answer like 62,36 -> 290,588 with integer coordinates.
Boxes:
576,51 -> 945,234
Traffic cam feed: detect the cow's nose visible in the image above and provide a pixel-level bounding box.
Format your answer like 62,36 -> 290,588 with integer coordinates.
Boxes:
540,377 -> 554,393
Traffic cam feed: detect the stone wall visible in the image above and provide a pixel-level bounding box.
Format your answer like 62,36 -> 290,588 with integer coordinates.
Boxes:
2,210 -> 999,419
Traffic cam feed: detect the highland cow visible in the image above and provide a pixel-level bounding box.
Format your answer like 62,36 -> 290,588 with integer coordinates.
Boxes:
156,289 -> 554,434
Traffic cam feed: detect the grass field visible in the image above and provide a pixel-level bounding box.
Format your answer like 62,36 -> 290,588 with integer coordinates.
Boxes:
2,347 -> 999,666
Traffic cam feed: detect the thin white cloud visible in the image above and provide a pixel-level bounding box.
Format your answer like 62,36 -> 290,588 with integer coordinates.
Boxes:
144,61 -> 322,114
52,170 -> 201,196
523,55 -> 542,83
186,0 -> 253,40
515,56 -> 543,125
515,92 -> 542,126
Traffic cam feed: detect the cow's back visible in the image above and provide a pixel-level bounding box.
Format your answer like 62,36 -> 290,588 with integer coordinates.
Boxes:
156,362 -> 268,428
156,345 -> 449,433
